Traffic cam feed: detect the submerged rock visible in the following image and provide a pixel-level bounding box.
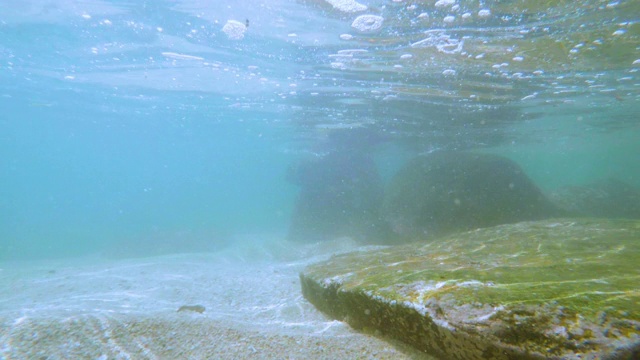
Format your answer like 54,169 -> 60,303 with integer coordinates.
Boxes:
382,152 -> 562,241
549,178 -> 640,219
287,150 -> 388,243
300,218 -> 640,360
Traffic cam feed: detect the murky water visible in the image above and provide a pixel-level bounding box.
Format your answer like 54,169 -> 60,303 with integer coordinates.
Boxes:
1,0 -> 637,259
0,0 -> 638,358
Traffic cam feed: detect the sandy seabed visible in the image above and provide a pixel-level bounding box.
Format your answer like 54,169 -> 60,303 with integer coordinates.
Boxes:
0,237 -> 436,359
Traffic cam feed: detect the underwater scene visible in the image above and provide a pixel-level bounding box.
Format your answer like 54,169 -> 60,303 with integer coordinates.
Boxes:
1,0 -> 639,359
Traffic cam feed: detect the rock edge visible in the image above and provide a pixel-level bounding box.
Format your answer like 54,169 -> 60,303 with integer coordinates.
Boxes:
300,219 -> 640,360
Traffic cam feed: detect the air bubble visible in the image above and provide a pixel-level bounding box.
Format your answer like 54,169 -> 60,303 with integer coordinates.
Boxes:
222,20 -> 247,40
478,9 -> 491,18
435,0 -> 456,8
325,0 -> 367,13
351,15 -> 384,33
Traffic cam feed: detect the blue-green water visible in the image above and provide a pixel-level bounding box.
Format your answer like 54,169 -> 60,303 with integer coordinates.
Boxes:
1,0 -> 639,260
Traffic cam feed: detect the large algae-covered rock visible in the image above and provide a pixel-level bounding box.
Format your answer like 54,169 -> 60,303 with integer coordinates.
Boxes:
382,152 -> 562,241
300,219 -> 640,360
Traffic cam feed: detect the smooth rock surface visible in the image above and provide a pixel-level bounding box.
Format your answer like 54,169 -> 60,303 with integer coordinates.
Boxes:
300,219 -> 640,360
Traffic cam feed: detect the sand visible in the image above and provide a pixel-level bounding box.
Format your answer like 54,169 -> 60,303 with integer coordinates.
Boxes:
0,237 -> 437,359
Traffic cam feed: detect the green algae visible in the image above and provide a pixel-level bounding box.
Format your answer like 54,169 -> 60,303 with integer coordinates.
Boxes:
301,218 -> 640,359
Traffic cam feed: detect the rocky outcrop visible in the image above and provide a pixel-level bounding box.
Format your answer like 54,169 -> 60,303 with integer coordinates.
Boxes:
382,152 -> 562,241
287,150 -> 389,243
300,218 -> 640,360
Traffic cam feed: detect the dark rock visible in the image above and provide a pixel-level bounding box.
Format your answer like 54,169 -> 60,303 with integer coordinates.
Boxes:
549,178 -> 640,219
300,218 -> 640,360
287,150 -> 390,242
177,304 -> 206,314
382,152 -> 561,241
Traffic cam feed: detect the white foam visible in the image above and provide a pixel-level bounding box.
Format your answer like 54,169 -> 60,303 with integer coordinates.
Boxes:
435,0 -> 456,8
337,48 -> 368,55
161,52 -> 204,61
351,15 -> 384,33
222,20 -> 247,40
478,9 -> 491,17
411,31 -> 463,54
325,0 -> 367,13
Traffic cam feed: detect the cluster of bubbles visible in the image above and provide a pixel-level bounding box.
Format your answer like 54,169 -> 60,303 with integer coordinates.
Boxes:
222,20 -> 247,40
321,0 -> 638,104
351,15 -> 385,33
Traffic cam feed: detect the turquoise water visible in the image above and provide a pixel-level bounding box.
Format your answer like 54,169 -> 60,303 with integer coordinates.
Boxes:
1,0 -> 639,260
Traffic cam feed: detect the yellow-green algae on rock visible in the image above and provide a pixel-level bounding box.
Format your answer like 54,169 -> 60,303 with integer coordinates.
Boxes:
300,219 -> 640,360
